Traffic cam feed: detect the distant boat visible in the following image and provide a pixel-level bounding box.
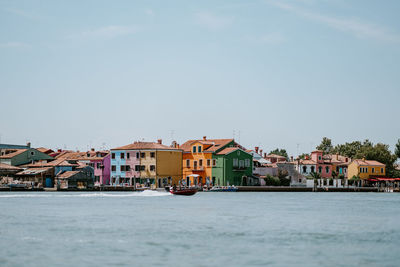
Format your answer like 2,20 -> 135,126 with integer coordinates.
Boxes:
209,186 -> 238,192
169,187 -> 197,196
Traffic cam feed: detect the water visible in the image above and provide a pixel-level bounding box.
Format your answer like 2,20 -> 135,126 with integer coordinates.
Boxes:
0,191 -> 399,267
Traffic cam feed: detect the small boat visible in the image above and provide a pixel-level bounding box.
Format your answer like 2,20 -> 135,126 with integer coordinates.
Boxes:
170,187 -> 198,196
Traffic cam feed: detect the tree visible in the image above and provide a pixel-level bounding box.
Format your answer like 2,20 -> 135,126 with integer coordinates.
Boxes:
331,170 -> 338,187
309,172 -> 321,191
298,153 -> 310,160
395,139 -> 400,159
269,148 -> 288,159
316,137 -> 333,154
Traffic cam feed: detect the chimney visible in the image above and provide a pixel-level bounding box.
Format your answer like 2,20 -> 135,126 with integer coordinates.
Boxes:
203,136 -> 207,141
264,153 -> 267,158
336,154 -> 339,160
58,149 -> 62,152
290,156 -> 294,162
91,148 -> 95,152
26,142 -> 31,148
362,157 -> 365,161
157,139 -> 162,144
260,149 -> 263,156
255,147 -> 259,154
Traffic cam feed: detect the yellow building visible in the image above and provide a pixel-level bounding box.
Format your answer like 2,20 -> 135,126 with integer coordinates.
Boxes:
347,159 -> 385,179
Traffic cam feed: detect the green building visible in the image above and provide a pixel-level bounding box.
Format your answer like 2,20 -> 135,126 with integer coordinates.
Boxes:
212,147 -> 253,186
0,148 -> 54,166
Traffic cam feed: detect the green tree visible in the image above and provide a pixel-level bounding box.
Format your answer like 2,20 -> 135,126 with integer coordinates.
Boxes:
298,153 -> 310,160
395,139 -> 400,159
309,172 -> 321,191
332,170 -> 338,187
316,137 -> 333,154
269,148 -> 288,159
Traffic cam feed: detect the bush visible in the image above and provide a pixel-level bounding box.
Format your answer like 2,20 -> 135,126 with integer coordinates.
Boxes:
265,175 -> 281,186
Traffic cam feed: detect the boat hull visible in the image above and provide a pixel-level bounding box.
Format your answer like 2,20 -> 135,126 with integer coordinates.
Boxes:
170,188 -> 197,196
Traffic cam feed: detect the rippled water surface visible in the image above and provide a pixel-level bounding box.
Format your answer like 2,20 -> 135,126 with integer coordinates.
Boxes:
0,191 -> 399,266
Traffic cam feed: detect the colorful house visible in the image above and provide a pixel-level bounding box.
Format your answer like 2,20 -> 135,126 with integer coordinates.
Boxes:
181,137 -> 252,186
110,140 -> 182,188
311,150 -> 332,178
348,159 -> 385,180
0,148 -> 54,166
56,150 -> 111,186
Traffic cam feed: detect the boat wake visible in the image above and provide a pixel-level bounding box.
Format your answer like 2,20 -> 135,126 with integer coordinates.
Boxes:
0,190 -> 172,198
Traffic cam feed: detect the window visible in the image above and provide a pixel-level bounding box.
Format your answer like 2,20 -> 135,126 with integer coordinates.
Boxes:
199,159 -> 203,167
135,165 -> 140,171
303,166 -> 307,173
239,160 -> 244,168
194,161 -> 198,169
111,165 -> 116,172
192,146 -> 197,153
381,168 -> 384,173
126,165 -> 131,171
141,165 -> 145,171
207,159 -> 211,166
245,159 -> 250,167
127,153 -> 130,159
136,152 -> 140,159
233,158 -> 238,167
121,153 -> 125,159
112,153 -> 115,159
121,165 -> 125,171
186,159 -> 190,167
325,166 -> 329,174
318,166 -> 322,173
198,146 -> 202,153
150,152 -> 155,158
212,159 -> 216,166
318,156 -> 322,161
140,152 -> 145,158
96,163 -> 101,169
30,151 -> 35,156
372,167 -> 375,173
311,166 -> 315,173
150,165 -> 156,171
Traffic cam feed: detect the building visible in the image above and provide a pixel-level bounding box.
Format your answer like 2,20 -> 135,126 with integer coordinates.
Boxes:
295,157 -> 317,177
56,170 -> 94,190
14,167 -> 54,188
264,153 -> 287,164
55,149 -> 110,186
181,137 -> 252,186
348,159 -> 386,180
0,163 -> 22,177
0,148 -> 54,166
110,140 -> 182,188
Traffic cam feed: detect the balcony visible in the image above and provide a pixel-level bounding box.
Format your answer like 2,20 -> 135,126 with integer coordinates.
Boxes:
233,166 -> 247,171
191,166 -> 205,171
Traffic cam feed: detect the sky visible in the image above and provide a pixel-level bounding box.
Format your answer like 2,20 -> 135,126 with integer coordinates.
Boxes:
1,0 -> 399,157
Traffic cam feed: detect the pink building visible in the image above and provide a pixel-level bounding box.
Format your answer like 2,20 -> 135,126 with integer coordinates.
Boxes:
311,150 -> 332,178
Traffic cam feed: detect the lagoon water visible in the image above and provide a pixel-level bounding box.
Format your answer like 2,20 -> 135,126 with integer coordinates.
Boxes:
0,191 -> 399,267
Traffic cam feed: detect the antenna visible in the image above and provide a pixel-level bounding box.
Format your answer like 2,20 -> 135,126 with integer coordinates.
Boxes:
296,143 -> 300,156
238,130 -> 241,144
233,130 -> 235,140
170,130 -> 175,142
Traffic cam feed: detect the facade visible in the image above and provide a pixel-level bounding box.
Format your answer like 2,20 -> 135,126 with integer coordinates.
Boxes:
56,170 -> 94,190
15,167 -> 54,188
348,159 -> 386,180
55,150 -> 110,186
295,158 -> 317,177
0,148 -> 54,166
213,147 -> 253,186
181,137 -> 251,186
264,154 -> 286,164
110,140 -> 182,188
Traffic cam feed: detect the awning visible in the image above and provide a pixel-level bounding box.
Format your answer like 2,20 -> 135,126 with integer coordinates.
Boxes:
188,174 -> 199,177
369,177 -> 400,182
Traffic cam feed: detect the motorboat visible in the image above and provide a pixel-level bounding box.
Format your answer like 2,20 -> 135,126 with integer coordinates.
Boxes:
169,186 -> 198,196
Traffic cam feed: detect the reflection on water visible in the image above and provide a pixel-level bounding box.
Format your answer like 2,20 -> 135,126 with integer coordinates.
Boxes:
0,192 -> 399,266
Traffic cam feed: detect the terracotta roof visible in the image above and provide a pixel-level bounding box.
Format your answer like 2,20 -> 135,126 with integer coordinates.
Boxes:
36,147 -> 54,154
56,171 -> 80,179
16,167 -> 52,175
112,142 -> 181,151
299,159 -> 317,165
24,158 -> 78,168
56,151 -> 109,161
0,163 -> 22,171
216,147 -> 241,155
352,159 -> 385,166
180,139 -> 234,153
311,150 -> 324,153
0,149 -> 27,159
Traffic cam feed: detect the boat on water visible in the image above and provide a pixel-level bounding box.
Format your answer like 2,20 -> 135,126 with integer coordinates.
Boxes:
208,185 -> 238,192
165,186 -> 198,196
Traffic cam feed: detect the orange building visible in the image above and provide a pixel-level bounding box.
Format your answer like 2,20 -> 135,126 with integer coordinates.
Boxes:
180,137 -> 236,186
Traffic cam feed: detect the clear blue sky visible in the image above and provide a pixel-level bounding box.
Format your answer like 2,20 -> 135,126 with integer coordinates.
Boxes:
1,0 -> 399,156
